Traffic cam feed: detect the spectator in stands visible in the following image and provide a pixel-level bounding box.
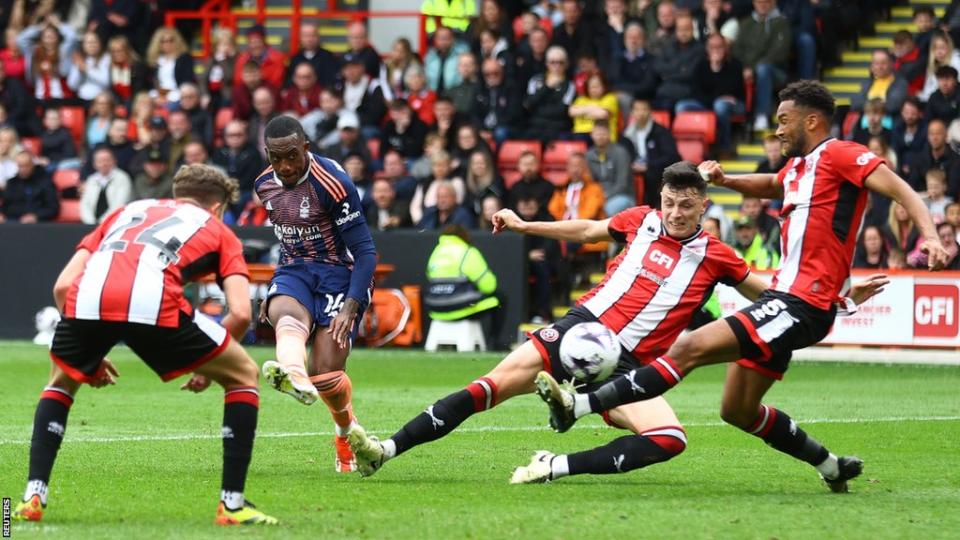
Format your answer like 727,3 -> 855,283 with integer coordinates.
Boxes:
732,0 -> 791,130
82,91 -> 114,151
67,31 -> 110,103
0,151 -> 58,223
212,119 -> 264,212
1,29 -> 27,83
909,222 -> 960,269
451,123 -> 490,173
403,65 -> 437,125
385,37 -> 422,97
882,200 -> 920,255
343,152 -> 373,211
464,149 -> 504,216
445,52 -> 480,115
310,88 -> 346,147
429,96 -> 462,149
478,194 -> 502,231
285,23 -> 339,90
852,225 -> 891,270
778,0 -> 816,80
31,41 -> 72,102
367,177 -> 412,231
694,0 -> 739,42
732,217 -> 778,270
531,0 -> 564,28
516,193 -> 559,323
477,28 -> 514,80
892,96 -> 926,175
182,141 -> 217,169
247,87 -> 279,158
131,147 -> 173,201
341,21 -> 381,79
946,202 -> 960,243
203,28 -> 236,113
677,33 -> 745,156
425,26 -> 469,94
411,133 -> 446,180
648,0 -> 678,55
411,150 -> 466,224
586,122 -> 633,216
419,180 -> 476,229
652,13 -> 703,112
381,149 -> 419,200
0,62 -> 37,136
549,152 -> 605,223
854,50 -> 907,117
919,32 -> 960,101
134,115 -> 173,171
80,147 -> 131,224
552,0 -> 600,67
913,6 -> 937,55
280,63 -> 323,119
167,109 -> 193,167
622,98 -> 680,208
86,0 -> 139,49
868,134 -> 897,173
851,98 -> 892,146
381,98 -> 429,161
16,15 -> 76,90
145,27 -> 194,104
507,150 -> 555,211
231,60 -> 267,121
0,127 -> 22,188
892,31 -> 925,97
907,119 -> 960,194
466,0 -> 514,56
740,196 -> 780,255
926,66 -> 960,125
572,52 -> 602,96
600,0 -> 630,64
232,25 -> 285,92
106,35 -> 146,108
236,191 -> 269,227
127,92 -> 154,147
569,73 -> 619,142
523,46 -> 576,142
178,83 -> 213,148
474,58 -> 520,145
97,118 -> 135,175
923,168 -> 953,223
337,58 -> 387,140
612,22 -> 658,107
38,108 -> 77,170
516,27 -> 548,90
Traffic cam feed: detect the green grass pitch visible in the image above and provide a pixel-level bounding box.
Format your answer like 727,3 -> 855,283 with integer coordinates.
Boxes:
1,341 -> 958,539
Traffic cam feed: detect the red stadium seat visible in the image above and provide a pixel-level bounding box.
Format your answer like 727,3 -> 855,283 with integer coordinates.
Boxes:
633,174 -> 645,205
497,139 -> 541,183
842,111 -> 860,140
543,169 -> 568,186
59,106 -> 86,149
55,199 -> 82,223
367,138 -> 381,161
676,139 -> 706,163
672,112 -> 717,145
651,110 -> 671,129
542,140 -> 587,172
53,169 -> 81,193
502,170 -> 523,189
21,136 -> 41,156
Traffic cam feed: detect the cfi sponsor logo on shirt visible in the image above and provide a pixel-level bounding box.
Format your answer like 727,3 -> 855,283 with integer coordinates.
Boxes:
336,202 -> 361,226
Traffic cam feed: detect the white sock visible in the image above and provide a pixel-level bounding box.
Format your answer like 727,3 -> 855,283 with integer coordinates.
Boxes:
335,420 -> 357,438
220,490 -> 244,511
381,438 -> 397,460
816,453 -> 839,479
573,394 -> 591,419
24,479 -> 48,505
549,455 -> 569,480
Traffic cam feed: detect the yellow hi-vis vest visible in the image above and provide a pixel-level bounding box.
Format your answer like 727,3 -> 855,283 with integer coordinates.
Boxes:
422,0 -> 475,34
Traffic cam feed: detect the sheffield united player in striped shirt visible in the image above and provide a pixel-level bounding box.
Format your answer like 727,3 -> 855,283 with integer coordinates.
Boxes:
537,81 -> 945,493
253,116 -> 377,473
12,165 -> 277,525
345,161 -> 887,483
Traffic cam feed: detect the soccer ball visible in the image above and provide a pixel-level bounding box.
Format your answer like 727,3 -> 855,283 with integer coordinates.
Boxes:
558,322 -> 621,383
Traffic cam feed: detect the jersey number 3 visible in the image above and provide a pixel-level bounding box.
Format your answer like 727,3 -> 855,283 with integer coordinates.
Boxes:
100,214 -> 187,266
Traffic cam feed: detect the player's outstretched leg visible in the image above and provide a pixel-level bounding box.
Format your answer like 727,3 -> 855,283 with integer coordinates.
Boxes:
350,343 -> 542,477
511,398 -> 686,483
262,313 -> 319,405
721,364 -> 863,493
196,340 -> 277,525
14,367 -> 80,522
309,329 -> 364,473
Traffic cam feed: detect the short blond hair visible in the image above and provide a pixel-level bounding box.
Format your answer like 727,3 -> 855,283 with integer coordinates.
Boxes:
172,164 -> 240,206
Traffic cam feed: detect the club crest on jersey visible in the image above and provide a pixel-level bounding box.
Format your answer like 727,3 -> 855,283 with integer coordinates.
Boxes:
539,327 -> 559,342
299,196 -> 311,218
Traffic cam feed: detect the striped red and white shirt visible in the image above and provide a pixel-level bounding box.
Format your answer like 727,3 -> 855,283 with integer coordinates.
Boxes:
773,138 -> 883,310
64,199 -> 249,328
578,207 -> 750,363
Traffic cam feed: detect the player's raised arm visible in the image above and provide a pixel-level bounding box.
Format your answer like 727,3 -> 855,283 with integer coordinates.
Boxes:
864,163 -> 949,270
492,209 -> 613,244
699,161 -> 784,199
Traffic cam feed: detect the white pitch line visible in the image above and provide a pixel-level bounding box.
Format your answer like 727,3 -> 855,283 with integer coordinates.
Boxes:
0,415 -> 957,446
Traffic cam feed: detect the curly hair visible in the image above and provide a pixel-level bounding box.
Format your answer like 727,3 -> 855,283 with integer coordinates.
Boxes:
778,80 -> 836,118
172,164 -> 240,207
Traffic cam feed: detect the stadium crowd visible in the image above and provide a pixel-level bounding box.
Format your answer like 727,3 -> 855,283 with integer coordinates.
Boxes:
0,0 -> 958,314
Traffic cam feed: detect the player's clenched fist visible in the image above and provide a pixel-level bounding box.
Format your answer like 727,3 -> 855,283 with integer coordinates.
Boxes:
697,161 -> 725,186
492,209 -> 525,234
